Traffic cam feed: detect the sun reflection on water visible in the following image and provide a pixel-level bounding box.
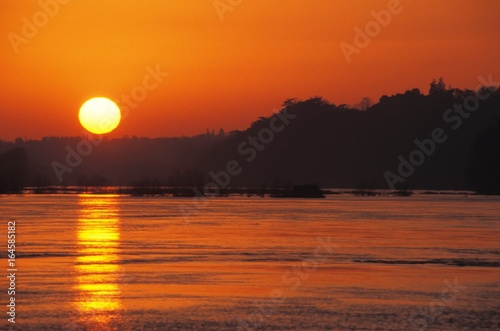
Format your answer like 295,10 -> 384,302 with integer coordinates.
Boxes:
74,195 -> 122,329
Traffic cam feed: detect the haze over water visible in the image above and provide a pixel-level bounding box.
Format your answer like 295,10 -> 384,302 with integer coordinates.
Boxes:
3,194 -> 499,330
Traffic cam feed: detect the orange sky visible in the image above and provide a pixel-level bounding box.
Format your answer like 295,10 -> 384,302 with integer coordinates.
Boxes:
1,0 -> 499,141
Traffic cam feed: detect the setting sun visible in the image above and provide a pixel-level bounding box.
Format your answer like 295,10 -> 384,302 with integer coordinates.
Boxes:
79,97 -> 121,134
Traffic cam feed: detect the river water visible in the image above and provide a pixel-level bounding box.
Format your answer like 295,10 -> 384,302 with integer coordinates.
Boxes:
1,194 -> 499,330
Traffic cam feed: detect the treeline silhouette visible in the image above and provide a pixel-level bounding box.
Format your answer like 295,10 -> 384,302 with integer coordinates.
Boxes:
0,147 -> 27,193
1,79 -> 499,194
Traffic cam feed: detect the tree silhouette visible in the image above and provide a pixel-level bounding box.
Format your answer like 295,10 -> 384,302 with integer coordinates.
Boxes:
467,120 -> 500,195
0,147 -> 27,193
429,77 -> 447,95
355,97 -> 373,111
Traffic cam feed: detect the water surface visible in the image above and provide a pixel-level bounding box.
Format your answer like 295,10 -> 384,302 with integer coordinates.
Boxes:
2,194 -> 499,330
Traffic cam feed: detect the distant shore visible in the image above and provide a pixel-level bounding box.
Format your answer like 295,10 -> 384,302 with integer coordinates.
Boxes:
1,186 -> 480,197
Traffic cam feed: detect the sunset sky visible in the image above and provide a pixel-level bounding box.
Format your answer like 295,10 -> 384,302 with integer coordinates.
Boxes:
1,0 -> 499,141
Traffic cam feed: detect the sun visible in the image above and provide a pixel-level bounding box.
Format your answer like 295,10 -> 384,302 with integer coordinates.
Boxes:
79,97 -> 121,134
